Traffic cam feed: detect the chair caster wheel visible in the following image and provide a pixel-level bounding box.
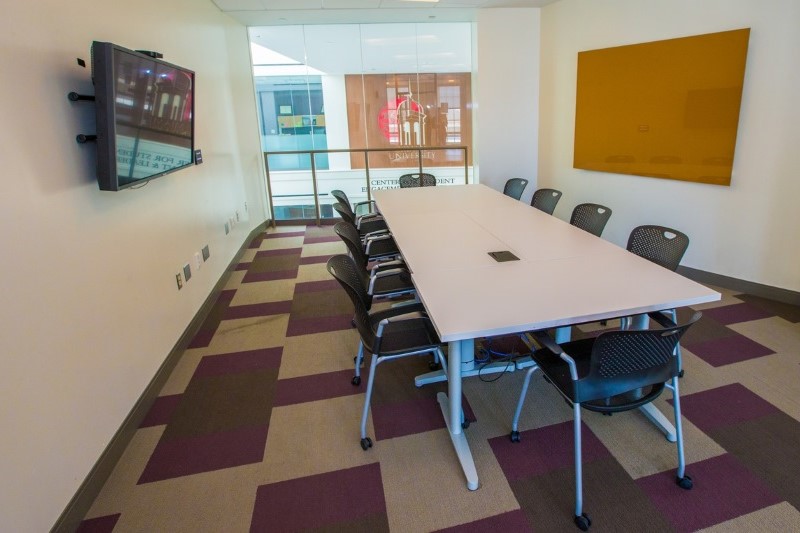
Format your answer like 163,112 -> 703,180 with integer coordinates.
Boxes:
351,319 -> 356,328
462,420 -> 470,429
574,513 -> 591,531
351,375 -> 361,386
510,430 -> 520,443
429,361 -> 442,371
676,475 -> 693,490
678,369 -> 685,378
360,437 -> 373,450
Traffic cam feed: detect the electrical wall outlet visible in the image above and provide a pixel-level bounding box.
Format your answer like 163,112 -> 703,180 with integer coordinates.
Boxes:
224,222 -> 230,235
176,273 -> 183,290
235,210 -> 240,222
202,245 -> 210,261
194,252 -> 202,270
244,201 -> 248,212
183,263 -> 192,282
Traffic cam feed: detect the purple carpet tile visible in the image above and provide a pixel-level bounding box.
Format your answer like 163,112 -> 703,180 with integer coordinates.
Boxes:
76,513 -> 121,533
294,278 -> 342,293
254,247 -> 303,257
235,262 -> 250,271
637,453 -> 782,532
250,463 -> 387,532
286,314 -> 354,337
223,300 -> 293,320
676,383 -> 779,433
299,254 -> 336,265
193,347 -> 283,378
140,394 -> 183,428
242,269 -> 299,283
138,425 -> 269,484
304,235 -> 341,244
372,396 -> 447,440
273,369 -> 363,407
700,302 -> 774,326
435,510 -> 533,532
187,290 -> 237,349
248,234 -> 265,249
489,421 -> 610,481
684,333 -> 774,367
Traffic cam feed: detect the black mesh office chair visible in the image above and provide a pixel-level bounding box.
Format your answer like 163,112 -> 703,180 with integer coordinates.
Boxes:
398,173 -> 436,188
327,254 -> 446,450
503,178 -> 529,200
530,188 -> 563,214
569,203 -> 612,237
510,312 -> 701,531
625,225 -> 690,375
330,189 -> 376,218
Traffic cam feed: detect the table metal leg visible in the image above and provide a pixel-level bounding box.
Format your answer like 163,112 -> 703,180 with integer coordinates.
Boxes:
437,339 -> 479,490
628,313 -> 677,440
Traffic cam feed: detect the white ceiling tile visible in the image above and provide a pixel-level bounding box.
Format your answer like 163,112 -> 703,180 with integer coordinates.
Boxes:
259,0 -> 324,9
212,0 -> 265,11
323,0 -> 381,7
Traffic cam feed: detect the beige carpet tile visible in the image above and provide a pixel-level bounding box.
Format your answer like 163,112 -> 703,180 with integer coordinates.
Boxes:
301,240 -> 346,258
206,315 -> 289,353
229,278 -> 296,306
278,329 -> 360,380
698,502 -> 800,532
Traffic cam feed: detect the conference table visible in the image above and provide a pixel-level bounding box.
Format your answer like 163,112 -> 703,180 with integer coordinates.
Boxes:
372,184 -> 720,491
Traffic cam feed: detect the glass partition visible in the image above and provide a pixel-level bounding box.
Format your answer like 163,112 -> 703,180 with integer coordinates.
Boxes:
250,23 -> 474,223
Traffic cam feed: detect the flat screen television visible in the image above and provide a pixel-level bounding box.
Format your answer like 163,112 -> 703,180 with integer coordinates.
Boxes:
91,41 -> 195,191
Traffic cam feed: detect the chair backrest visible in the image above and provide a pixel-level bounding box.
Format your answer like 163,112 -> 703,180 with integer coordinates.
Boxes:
626,225 -> 689,271
330,190 -> 352,212
570,203 -> 612,237
326,254 -> 376,349
530,188 -> 563,214
577,311 -> 701,407
503,178 -> 529,200
333,221 -> 370,271
332,202 -> 356,226
398,173 -> 436,188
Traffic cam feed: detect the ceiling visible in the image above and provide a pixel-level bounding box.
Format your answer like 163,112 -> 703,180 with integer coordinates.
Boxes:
213,0 -> 559,25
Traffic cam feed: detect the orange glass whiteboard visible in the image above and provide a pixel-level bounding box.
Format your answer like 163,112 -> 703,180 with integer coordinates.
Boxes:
573,28 -> 750,186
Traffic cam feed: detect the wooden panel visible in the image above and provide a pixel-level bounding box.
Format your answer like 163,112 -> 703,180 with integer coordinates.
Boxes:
573,28 -> 750,186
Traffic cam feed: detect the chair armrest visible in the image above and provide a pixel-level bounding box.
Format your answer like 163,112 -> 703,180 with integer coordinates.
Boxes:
367,268 -> 413,295
354,200 -> 377,216
532,330 -> 579,381
370,259 -> 406,276
356,212 -> 384,229
375,311 -> 427,338
364,233 -> 393,255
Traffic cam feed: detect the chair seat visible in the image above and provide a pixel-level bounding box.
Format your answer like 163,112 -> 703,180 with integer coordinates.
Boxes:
368,305 -> 441,356
532,337 -> 666,413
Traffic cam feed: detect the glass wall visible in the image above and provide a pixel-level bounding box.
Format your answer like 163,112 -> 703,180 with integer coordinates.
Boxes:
250,23 -> 473,222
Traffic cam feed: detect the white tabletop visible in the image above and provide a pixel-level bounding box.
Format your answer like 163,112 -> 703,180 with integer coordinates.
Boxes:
374,184 -> 721,342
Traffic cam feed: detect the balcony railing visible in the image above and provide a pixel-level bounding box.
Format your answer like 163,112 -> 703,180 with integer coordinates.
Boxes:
263,145 -> 470,225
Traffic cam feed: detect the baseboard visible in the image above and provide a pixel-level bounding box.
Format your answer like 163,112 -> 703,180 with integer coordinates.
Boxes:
51,221 -> 268,533
678,265 -> 800,306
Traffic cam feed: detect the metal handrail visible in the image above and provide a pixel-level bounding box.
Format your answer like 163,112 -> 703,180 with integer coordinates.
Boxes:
263,145 -> 469,225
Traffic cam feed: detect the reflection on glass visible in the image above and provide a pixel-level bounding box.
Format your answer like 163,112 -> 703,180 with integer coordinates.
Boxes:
251,23 -> 473,220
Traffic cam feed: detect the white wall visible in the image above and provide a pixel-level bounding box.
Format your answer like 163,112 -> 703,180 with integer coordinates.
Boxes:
0,1 -> 266,530
475,9 -> 541,203
539,0 -> 800,292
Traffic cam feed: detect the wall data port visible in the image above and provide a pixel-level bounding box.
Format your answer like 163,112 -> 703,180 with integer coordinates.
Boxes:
202,245 -> 210,261
183,263 -> 192,282
176,273 -> 183,290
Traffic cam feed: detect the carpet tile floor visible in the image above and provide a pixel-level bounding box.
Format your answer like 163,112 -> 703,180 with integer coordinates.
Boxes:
78,224 -> 800,532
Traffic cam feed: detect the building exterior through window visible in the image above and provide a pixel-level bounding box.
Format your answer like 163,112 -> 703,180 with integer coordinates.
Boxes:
249,23 -> 473,221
